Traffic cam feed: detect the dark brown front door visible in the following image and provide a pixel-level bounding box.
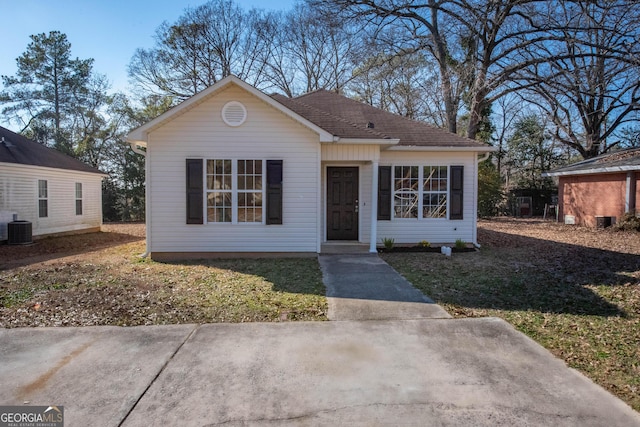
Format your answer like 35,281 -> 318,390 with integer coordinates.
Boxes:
327,167 -> 359,240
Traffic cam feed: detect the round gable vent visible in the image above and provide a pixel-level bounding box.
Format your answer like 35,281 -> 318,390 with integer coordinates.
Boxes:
221,101 -> 247,127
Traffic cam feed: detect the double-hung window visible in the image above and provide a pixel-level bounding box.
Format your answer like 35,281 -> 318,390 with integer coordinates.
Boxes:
38,180 -> 48,218
206,159 -> 263,223
393,166 -> 419,218
392,166 -> 448,219
75,183 -> 83,215
422,166 -> 447,218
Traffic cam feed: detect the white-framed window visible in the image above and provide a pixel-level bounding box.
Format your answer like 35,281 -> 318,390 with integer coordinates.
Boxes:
75,182 -> 83,215
422,166 -> 448,218
393,166 -> 419,218
206,159 -> 263,223
393,165 -> 448,219
38,179 -> 48,218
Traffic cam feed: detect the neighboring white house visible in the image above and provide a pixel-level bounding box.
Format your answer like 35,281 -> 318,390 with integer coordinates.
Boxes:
0,126 -> 106,241
127,76 -> 494,259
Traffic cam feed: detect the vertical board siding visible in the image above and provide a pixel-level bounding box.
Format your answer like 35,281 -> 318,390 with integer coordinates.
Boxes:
321,144 -> 380,162
376,151 -> 477,245
0,164 -> 103,237
147,85 -> 319,253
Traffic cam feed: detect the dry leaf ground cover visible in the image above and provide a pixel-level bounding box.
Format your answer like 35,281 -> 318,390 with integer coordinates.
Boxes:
0,223 -> 327,327
382,218 -> 640,412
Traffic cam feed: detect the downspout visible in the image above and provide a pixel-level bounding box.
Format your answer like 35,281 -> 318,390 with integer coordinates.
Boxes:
625,172 -> 637,214
128,141 -> 150,258
473,152 -> 492,248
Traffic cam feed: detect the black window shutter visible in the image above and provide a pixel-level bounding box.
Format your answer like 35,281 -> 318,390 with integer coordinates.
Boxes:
186,159 -> 204,224
266,160 -> 283,225
450,165 -> 464,220
377,166 -> 392,220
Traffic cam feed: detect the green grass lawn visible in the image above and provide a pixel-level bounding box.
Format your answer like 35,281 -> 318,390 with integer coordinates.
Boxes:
382,226 -> 640,412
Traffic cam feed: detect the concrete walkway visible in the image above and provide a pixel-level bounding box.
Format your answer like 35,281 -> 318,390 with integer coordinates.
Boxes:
319,254 -> 451,320
1,321 -> 639,426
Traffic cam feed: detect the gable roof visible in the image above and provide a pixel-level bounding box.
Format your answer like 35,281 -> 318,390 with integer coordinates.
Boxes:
543,148 -> 640,177
127,76 -> 334,145
0,126 -> 105,175
127,75 -> 492,152
272,89 -> 491,150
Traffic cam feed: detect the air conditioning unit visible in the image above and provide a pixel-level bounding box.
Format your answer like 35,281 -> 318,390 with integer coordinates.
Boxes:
8,220 -> 33,245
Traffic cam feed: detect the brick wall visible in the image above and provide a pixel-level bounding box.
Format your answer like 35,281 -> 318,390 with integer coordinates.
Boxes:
559,173 -> 629,227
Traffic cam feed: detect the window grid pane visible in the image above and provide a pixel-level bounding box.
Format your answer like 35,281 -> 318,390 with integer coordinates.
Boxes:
39,200 -> 48,218
207,191 -> 232,222
38,180 -> 47,198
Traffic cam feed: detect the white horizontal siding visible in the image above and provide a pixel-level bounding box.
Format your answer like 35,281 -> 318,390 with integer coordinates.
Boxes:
147,85 -> 320,253
375,151 -> 478,245
0,163 -> 103,238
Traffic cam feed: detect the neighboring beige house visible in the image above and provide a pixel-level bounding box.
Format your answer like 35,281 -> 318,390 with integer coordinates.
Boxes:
127,76 -> 494,259
0,126 -> 106,241
544,148 -> 640,227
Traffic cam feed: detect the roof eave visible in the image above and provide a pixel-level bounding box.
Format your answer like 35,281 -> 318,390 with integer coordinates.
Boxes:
386,145 -> 496,152
543,165 -> 640,177
331,137 -> 400,146
1,161 -> 108,177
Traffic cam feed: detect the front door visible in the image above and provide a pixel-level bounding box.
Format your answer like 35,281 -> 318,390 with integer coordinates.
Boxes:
327,167 -> 359,240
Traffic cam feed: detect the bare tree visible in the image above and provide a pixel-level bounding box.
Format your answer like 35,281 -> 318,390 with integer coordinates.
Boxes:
261,5 -> 361,96
128,0 -> 274,100
516,1 -> 640,158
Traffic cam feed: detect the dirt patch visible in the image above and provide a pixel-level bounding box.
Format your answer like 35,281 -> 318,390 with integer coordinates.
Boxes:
0,223 -> 326,327
0,223 -> 145,270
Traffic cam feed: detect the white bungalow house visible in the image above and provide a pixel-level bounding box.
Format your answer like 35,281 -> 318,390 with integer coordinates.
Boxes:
127,76 -> 494,259
0,126 -> 106,241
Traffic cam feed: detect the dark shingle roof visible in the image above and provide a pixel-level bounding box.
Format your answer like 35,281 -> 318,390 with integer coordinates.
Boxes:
271,89 -> 488,148
0,126 -> 104,175
544,148 -> 640,176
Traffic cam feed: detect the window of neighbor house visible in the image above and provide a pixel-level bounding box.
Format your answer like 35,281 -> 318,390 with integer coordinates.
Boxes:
38,179 -> 48,218
75,182 -> 83,215
206,159 -> 263,223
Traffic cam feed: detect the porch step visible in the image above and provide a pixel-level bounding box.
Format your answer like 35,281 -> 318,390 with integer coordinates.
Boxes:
321,243 -> 371,254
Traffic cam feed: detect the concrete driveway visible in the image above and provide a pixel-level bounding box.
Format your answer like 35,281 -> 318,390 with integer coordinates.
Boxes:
1,320 -> 639,426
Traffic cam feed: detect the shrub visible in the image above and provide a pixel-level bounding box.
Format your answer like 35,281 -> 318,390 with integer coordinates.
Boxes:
614,211 -> 640,232
455,239 -> 466,250
382,237 -> 395,250
419,240 -> 431,248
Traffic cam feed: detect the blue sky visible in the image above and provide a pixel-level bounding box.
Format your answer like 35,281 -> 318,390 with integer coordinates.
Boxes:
1,0 -> 296,95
